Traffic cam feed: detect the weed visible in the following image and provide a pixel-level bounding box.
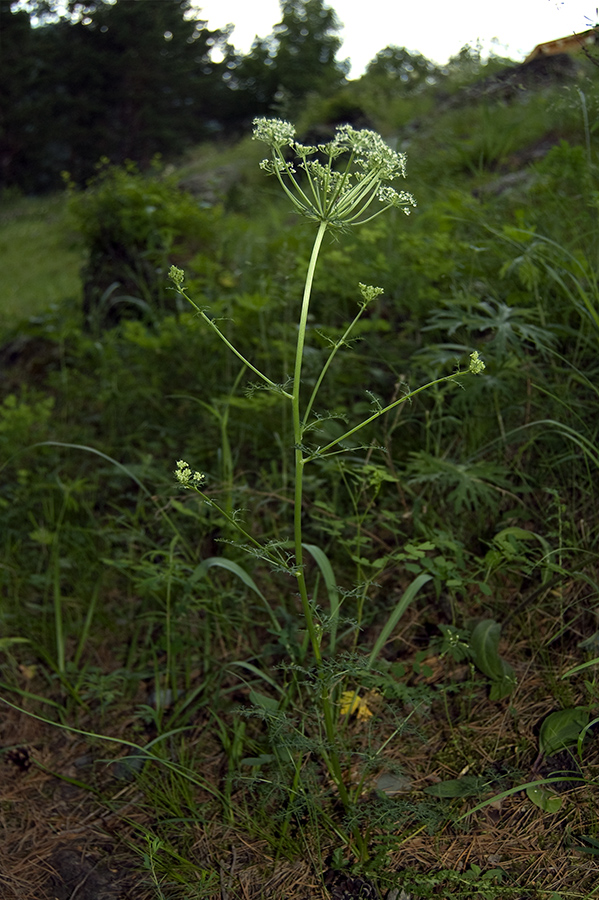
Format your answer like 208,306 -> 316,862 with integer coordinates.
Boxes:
167,118 -> 485,862
2,58 -> 599,899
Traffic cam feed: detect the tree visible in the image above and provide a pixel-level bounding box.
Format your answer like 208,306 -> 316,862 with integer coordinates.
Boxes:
363,46 -> 440,93
63,0 -> 227,165
0,1 -> 37,188
273,0 -> 348,101
1,0 -> 350,191
1,0 -> 230,190
231,0 -> 348,117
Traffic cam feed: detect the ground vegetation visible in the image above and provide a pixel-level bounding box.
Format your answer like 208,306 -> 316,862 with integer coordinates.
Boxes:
1,8 -> 599,899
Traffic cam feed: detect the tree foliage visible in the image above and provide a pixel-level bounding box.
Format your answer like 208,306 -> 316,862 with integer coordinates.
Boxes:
2,0 -> 230,189
224,0 -> 348,120
364,45 -> 440,93
2,0 -> 445,192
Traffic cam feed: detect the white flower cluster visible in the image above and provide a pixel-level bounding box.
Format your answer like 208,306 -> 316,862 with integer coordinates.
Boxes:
377,185 -> 417,214
174,459 -> 205,487
252,117 -> 296,148
358,283 -> 385,305
294,143 -> 318,156
332,124 -> 406,181
259,158 -> 294,175
301,159 -> 343,193
251,116 -> 416,227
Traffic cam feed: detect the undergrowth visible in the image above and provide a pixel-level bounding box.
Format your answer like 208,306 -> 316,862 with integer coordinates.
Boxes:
1,54 -> 599,900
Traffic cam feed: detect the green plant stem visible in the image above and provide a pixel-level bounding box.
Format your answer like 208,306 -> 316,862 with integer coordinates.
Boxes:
195,490 -> 292,572
292,220 -> 328,667
50,490 -> 70,676
52,561 -> 65,675
304,369 -> 470,461
291,220 -> 368,861
173,284 -> 292,398
171,366 -> 246,518
303,302 -> 369,426
165,537 -> 178,705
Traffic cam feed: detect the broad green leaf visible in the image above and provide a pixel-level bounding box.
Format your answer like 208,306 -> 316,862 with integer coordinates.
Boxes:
241,754 -> 275,766
539,708 -> 589,757
424,776 -> 488,798
577,835 -> 599,856
229,660 -> 284,694
470,620 -> 505,679
470,619 -> 516,697
191,557 -> 281,634
168,498 -> 201,518
578,631 -> 599,651
457,777 -> 585,822
526,785 -> 562,813
367,573 -> 432,668
29,527 -> 54,545
248,690 -> 279,714
0,637 -> 29,651
376,772 -> 412,796
402,541 -> 436,558
489,673 -> 518,701
578,716 -> 599,757
192,557 -> 265,599
350,556 -> 371,566
495,526 -> 547,544
562,655 -> 599,678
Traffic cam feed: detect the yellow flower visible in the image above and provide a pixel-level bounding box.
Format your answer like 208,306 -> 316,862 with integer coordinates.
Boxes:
339,689 -> 380,721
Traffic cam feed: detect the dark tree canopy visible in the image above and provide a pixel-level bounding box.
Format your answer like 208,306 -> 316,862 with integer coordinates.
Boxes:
273,0 -> 349,101
180,0 -> 349,122
1,0 -> 371,192
1,0 -> 229,190
364,46 -> 440,92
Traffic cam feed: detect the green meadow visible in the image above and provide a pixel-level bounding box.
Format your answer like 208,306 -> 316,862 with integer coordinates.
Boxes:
1,36 -> 599,900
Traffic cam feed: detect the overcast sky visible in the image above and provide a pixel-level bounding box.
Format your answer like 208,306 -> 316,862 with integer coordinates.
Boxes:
192,0 -> 598,77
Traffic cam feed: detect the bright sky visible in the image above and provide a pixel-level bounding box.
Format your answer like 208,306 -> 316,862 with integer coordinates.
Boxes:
192,0 -> 598,77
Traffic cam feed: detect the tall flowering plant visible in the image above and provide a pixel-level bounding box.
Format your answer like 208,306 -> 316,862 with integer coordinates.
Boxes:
169,118 -> 484,857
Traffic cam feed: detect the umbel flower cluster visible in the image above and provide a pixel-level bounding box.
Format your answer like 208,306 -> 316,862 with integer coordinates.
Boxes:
252,117 -> 417,228
174,459 -> 205,488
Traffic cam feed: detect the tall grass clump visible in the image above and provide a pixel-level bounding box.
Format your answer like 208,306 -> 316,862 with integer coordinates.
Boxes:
167,118 -> 486,858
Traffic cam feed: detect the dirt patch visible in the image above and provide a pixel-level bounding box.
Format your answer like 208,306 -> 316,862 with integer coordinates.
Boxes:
0,707 -> 151,900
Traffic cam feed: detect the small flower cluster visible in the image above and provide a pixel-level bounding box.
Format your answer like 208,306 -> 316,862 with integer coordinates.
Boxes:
376,184 -> 415,211
259,157 -> 293,175
174,459 -> 205,488
468,351 -> 486,375
358,283 -> 384,307
169,265 -> 185,287
252,117 -> 416,227
252,117 -> 295,148
332,124 -> 406,181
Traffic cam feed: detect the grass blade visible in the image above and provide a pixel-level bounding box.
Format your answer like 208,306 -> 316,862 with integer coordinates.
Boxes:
302,543 -> 340,653
368,573 -> 432,668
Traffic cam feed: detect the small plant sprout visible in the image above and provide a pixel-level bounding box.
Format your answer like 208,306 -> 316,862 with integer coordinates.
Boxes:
168,117 -> 485,860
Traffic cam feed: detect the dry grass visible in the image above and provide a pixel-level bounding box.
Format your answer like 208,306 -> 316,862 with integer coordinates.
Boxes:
1,587 -> 598,899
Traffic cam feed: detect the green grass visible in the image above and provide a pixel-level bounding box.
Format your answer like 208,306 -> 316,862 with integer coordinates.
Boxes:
0,191 -> 84,330
2,58 -> 599,899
